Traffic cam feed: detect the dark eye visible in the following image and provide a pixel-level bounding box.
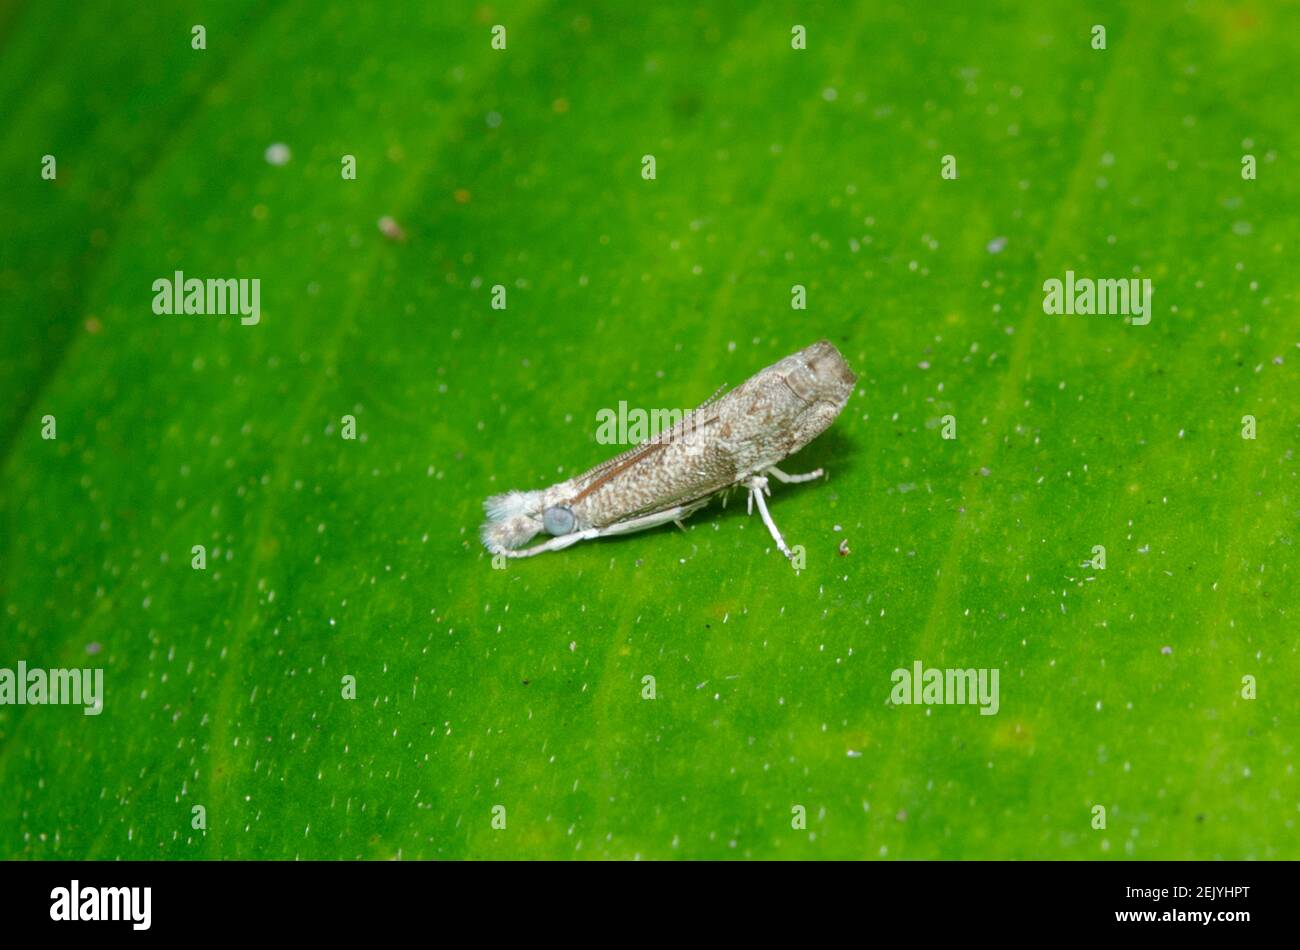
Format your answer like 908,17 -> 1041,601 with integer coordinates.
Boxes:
542,505 -> 575,536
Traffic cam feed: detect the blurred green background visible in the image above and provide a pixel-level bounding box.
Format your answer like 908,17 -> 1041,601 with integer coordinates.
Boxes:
1,0 -> 1296,859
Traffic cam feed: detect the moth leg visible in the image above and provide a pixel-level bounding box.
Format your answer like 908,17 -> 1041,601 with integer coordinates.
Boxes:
767,464 -> 825,484
494,527 -> 601,558
746,475 -> 793,559
493,501 -> 709,557
599,499 -> 709,538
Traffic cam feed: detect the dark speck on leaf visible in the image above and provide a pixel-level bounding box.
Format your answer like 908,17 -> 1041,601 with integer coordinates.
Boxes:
671,91 -> 701,118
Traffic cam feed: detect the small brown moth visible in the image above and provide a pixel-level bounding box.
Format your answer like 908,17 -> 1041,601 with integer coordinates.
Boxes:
481,339 -> 857,559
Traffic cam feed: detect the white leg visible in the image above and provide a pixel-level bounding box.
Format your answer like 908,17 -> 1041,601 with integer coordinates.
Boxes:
598,500 -> 707,537
494,500 -> 707,558
767,464 -> 824,484
493,527 -> 601,558
746,476 -> 793,559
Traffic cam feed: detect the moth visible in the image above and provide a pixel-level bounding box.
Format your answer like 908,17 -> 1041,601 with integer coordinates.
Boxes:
480,339 -> 857,559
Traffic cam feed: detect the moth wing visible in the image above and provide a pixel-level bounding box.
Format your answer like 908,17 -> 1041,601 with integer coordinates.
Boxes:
563,384 -> 741,521
569,383 -> 729,487
571,415 -> 742,523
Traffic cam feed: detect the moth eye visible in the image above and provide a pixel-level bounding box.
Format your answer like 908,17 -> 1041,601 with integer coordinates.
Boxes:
542,505 -> 576,536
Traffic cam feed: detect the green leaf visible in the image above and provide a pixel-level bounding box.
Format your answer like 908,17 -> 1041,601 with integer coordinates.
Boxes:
2,1 -> 1296,859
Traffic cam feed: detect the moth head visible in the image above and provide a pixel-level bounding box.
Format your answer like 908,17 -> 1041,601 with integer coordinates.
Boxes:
480,490 -> 545,553
542,505 -> 576,536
